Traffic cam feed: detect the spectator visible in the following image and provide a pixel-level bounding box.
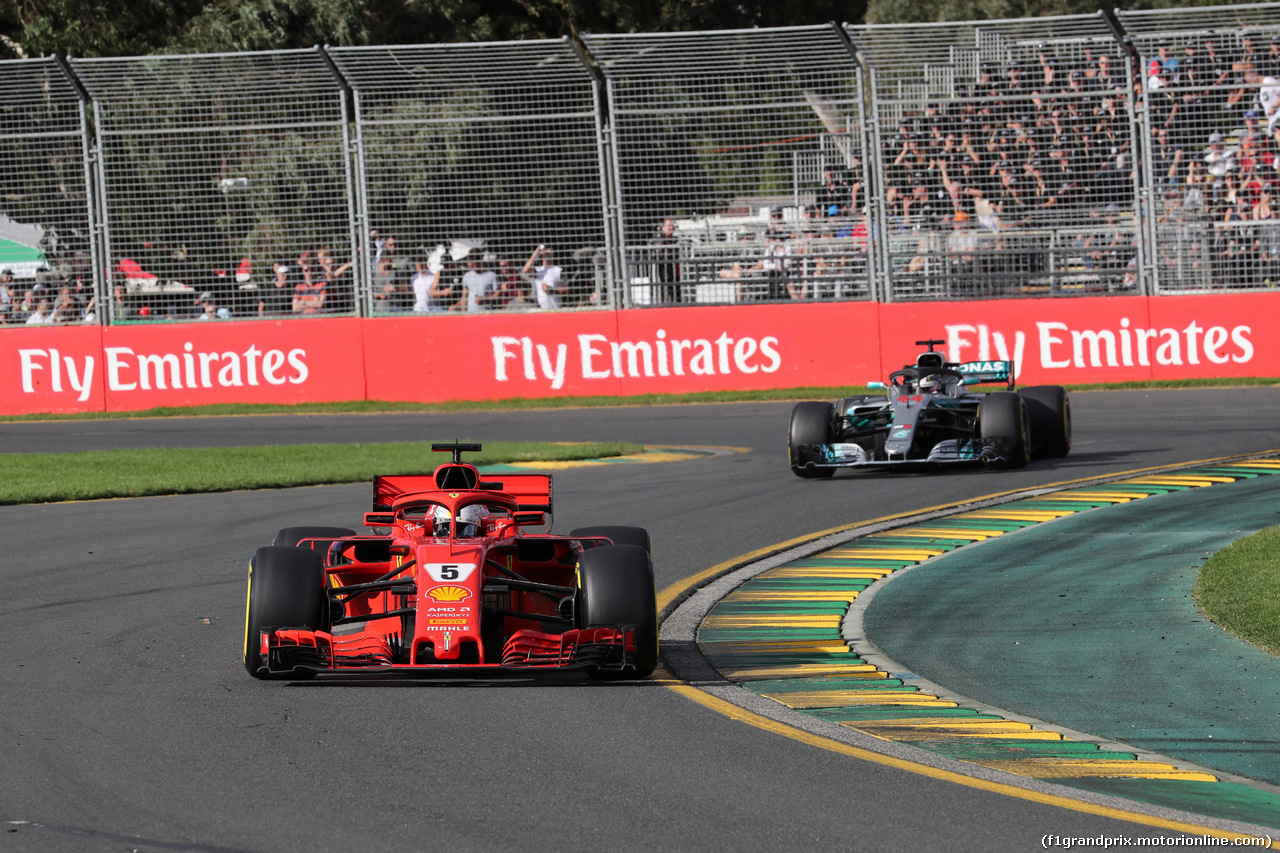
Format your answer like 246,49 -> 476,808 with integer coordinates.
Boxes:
293,263 -> 326,314
1181,39 -> 1203,90
196,292 -> 221,320
1156,38 -> 1179,81
524,244 -> 566,310
372,232 -> 397,269
491,258 -> 531,309
750,229 -> 792,300
1254,182 -> 1279,285
51,283 -> 81,323
0,268 -> 13,323
1093,54 -> 1119,92
17,282 -> 48,322
295,248 -> 313,284
259,261 -> 293,316
372,255 -> 409,312
817,169 -> 848,216
1242,110 -> 1266,150
410,255 -> 442,312
1205,131 -> 1238,181
990,163 -> 1030,224
1222,194 -> 1257,286
901,183 -> 939,230
653,217 -> 680,303
456,254 -> 498,312
1201,32 -> 1233,108
1239,32 -> 1260,77
316,246 -> 354,314
1182,159 -> 1208,215
946,211 -> 978,293
1260,75 -> 1280,135
25,294 -> 53,325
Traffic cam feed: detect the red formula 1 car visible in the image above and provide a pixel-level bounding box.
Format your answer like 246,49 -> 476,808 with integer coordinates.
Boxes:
243,443 -> 657,680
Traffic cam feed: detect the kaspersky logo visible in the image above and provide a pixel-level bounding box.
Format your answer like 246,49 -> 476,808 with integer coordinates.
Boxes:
427,585 -> 470,603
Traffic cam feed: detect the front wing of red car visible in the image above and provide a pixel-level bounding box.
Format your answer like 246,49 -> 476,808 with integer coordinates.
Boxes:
252,625 -> 640,676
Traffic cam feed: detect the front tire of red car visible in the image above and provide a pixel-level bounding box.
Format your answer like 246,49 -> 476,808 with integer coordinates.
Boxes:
243,546 -> 328,679
576,544 -> 658,678
569,525 -> 651,554
273,526 -> 356,548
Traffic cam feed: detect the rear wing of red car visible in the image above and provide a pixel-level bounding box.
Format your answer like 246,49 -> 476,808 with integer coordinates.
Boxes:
372,472 -> 553,512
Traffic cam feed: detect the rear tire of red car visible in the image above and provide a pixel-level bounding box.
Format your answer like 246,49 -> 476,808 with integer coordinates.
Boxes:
1019,385 -> 1072,458
273,526 -> 356,549
576,544 -> 658,678
978,392 -> 1030,470
569,525 -> 651,554
243,545 -> 329,679
789,401 -> 836,479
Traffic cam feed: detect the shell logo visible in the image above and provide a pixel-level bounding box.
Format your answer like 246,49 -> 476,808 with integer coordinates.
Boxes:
427,585 -> 471,602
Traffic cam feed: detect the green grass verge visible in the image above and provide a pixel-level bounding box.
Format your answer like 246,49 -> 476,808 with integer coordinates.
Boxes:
0,441 -> 640,505
1194,525 -> 1280,656
2,376 -> 1278,423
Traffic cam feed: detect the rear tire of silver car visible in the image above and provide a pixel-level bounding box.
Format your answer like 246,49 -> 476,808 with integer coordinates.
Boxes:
1020,385 -> 1072,458
273,526 -> 356,548
979,392 -> 1030,470
569,525 -> 651,554
789,401 -> 836,479
243,546 -> 328,679
576,544 -> 658,678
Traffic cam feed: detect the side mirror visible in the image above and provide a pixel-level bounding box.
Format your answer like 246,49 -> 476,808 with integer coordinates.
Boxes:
364,512 -> 395,527
513,511 -> 546,526
867,381 -> 887,389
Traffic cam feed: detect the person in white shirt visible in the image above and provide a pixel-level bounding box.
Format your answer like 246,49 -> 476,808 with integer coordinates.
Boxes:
25,298 -> 53,325
1260,76 -> 1280,134
410,257 -> 440,312
524,245 -> 565,310
457,254 -> 498,312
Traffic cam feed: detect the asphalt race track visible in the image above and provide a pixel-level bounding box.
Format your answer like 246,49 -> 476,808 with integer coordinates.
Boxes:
2,388 -> 1279,852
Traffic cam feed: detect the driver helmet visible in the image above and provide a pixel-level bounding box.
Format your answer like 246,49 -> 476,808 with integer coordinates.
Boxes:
456,504 -> 490,538
918,374 -> 940,394
432,505 -> 452,537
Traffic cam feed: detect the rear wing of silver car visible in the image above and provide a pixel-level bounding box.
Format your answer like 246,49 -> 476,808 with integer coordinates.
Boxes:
955,360 -> 1015,390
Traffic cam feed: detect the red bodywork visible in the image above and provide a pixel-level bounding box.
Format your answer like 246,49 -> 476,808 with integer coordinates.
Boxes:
251,455 -> 638,676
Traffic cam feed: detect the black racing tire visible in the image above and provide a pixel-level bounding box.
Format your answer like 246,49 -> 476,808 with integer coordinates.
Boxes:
274,526 -> 356,549
1020,385 -> 1072,459
243,545 -> 328,679
789,401 -> 836,479
569,525 -> 651,554
576,544 -> 658,678
978,392 -> 1030,470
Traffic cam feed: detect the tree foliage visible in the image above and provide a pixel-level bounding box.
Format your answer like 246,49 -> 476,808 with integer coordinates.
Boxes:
864,0 -> 1194,24
5,0 -> 866,59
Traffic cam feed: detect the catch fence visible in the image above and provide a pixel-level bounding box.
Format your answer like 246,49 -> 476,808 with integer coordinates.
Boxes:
1,6 -> 1279,326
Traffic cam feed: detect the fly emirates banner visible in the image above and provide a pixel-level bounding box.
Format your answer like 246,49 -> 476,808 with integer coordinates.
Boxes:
1,295 -> 1272,413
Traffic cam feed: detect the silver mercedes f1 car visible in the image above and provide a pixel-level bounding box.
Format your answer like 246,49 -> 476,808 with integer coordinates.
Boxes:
788,339 -> 1070,477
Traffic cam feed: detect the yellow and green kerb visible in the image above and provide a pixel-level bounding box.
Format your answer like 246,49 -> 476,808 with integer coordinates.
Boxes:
697,461 -> 1280,830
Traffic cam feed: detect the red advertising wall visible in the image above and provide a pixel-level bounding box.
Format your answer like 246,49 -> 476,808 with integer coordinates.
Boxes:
1,324 -> 107,414
0,318 -> 367,414
2,295 -> 1277,414
362,302 -> 883,402
879,294 -> 1271,385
